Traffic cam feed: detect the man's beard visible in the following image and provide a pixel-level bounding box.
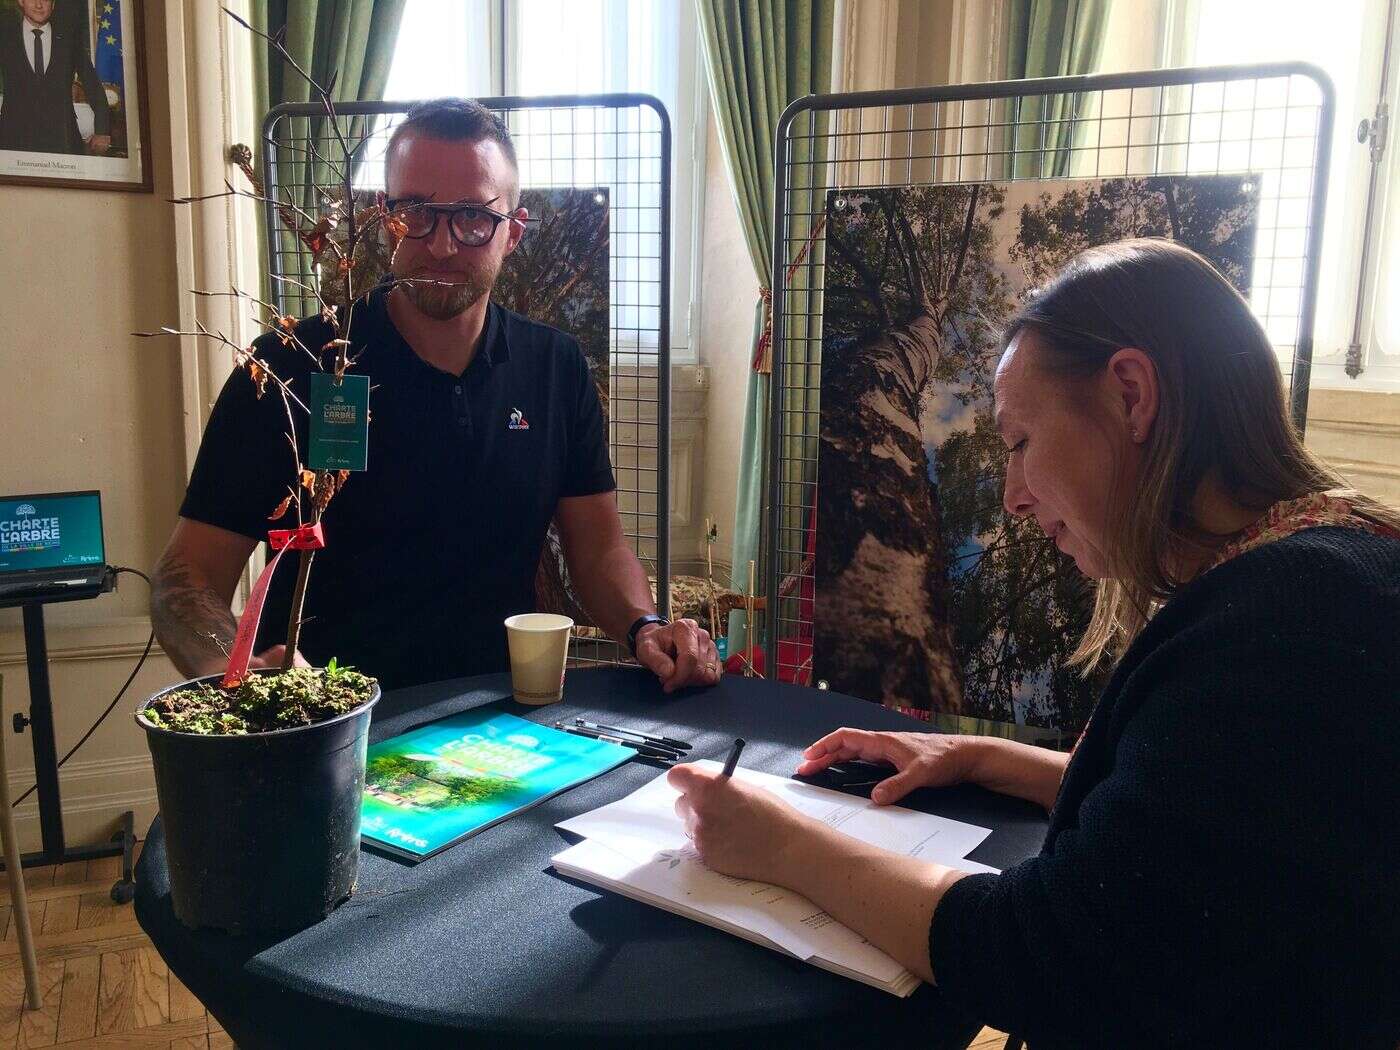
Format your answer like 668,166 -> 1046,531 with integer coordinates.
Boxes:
401,267 -> 495,320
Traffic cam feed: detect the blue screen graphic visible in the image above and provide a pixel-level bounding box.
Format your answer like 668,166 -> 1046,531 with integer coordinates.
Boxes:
0,494 -> 104,573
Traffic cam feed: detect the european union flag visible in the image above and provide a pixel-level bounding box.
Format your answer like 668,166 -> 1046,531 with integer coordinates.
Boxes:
94,0 -> 123,86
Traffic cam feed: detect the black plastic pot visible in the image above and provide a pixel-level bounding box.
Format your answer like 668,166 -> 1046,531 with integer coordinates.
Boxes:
136,671 -> 380,934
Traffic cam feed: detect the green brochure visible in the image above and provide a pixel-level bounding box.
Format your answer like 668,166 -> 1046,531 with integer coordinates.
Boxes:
361,708 -> 632,861
308,373 -> 370,471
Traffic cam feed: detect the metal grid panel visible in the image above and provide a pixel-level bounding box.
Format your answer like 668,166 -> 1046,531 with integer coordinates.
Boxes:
261,95 -> 671,666
765,63 -> 1335,687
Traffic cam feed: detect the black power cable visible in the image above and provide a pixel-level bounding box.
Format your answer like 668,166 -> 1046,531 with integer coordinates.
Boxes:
11,566 -> 156,809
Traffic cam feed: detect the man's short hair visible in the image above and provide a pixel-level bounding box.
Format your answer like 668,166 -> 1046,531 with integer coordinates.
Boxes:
387,98 -> 519,202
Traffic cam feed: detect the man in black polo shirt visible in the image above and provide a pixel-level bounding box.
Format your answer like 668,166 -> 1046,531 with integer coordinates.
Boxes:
151,98 -> 719,693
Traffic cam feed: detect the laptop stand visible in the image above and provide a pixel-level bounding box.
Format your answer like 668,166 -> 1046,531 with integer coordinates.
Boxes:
1,573 -> 135,903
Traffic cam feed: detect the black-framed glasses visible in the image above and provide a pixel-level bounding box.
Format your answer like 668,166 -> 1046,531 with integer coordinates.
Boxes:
384,196 -> 525,248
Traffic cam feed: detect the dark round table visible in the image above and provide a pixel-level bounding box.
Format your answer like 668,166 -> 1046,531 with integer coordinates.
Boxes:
135,667 -> 1048,1049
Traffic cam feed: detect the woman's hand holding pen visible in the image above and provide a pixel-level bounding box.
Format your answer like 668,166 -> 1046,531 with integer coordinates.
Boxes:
666,762 -> 821,885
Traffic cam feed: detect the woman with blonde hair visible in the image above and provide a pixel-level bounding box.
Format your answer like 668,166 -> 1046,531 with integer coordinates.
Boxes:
670,239 -> 1400,1048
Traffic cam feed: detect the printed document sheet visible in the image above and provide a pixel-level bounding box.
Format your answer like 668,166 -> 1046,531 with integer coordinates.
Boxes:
552,762 -> 998,996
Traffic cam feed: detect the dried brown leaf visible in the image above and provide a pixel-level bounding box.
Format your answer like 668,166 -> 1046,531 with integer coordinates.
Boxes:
268,492 -> 295,520
245,357 -> 269,398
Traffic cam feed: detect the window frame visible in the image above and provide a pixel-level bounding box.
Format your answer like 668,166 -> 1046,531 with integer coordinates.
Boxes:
1336,0 -> 1400,389
1169,0 -> 1400,391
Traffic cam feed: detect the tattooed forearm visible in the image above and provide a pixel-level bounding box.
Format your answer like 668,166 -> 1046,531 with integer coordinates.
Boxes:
151,549 -> 239,679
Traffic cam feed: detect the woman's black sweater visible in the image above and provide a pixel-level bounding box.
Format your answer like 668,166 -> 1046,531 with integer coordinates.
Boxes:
929,527 -> 1400,1048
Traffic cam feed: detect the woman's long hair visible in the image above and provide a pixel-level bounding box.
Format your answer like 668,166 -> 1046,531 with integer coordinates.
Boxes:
1004,238 -> 1400,669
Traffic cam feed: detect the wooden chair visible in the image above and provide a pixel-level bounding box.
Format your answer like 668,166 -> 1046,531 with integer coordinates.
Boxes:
0,676 -> 43,1011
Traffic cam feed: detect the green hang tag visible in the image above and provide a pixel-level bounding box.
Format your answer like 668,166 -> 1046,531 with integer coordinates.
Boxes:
308,373 -> 370,471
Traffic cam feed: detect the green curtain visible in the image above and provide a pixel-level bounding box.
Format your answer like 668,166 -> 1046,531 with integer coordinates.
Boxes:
695,0 -> 834,661
249,0 -> 407,308
1004,0 -> 1111,178
251,0 -> 406,137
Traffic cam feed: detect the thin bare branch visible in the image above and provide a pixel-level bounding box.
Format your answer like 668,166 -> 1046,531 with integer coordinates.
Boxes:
244,308 -> 327,371
184,284 -> 332,373
222,6 -> 321,101
137,323 -> 311,415
172,179 -> 330,246
275,385 -> 304,524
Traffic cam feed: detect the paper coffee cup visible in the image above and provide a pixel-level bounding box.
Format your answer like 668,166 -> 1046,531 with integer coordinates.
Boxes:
504,613 -> 574,705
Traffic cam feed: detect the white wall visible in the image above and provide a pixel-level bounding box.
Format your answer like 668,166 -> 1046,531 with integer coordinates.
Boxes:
0,2 -> 180,852
0,0 -> 261,853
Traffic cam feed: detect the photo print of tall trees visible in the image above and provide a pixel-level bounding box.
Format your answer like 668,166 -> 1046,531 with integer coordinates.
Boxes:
814,175 -> 1258,730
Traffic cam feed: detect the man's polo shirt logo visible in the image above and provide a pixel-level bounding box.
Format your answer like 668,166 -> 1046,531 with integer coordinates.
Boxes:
508,408 -> 530,431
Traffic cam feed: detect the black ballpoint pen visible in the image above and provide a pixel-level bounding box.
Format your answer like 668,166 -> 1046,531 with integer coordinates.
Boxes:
554,723 -> 681,760
572,718 -> 693,751
720,738 -> 745,778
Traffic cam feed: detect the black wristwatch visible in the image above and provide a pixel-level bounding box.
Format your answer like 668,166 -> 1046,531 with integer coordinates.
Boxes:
627,614 -> 669,656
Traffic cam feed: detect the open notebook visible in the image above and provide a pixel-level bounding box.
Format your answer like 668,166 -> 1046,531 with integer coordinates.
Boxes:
552,762 -> 998,997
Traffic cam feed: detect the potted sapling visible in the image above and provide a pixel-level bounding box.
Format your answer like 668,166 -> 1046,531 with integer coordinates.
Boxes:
134,10 -> 408,932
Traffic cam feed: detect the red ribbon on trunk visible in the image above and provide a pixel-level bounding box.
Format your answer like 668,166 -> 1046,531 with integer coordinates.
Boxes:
221,522 -> 326,689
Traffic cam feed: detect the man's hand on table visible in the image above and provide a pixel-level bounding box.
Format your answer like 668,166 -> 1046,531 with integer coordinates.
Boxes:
634,617 -> 722,693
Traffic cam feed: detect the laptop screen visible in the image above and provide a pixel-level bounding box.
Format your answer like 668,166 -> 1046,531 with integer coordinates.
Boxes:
0,492 -> 105,575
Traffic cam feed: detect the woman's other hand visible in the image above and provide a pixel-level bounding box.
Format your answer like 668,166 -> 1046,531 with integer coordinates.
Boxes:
800,727 -> 1071,811
796,728 -> 979,805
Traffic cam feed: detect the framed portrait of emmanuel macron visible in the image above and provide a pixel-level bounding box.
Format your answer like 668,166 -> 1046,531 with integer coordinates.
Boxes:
0,0 -> 151,191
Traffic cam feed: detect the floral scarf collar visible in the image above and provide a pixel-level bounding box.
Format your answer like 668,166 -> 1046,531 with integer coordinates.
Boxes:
1208,491 -> 1400,571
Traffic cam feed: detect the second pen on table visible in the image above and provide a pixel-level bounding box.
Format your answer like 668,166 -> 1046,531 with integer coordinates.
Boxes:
571,718 -> 693,752
555,723 -> 682,761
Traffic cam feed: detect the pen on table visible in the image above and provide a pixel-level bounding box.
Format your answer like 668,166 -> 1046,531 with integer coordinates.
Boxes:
720,738 -> 745,779
572,718 -> 693,751
554,723 -> 682,761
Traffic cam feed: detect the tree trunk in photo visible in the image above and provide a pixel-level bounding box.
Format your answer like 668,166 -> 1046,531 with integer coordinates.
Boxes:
815,310 -> 964,714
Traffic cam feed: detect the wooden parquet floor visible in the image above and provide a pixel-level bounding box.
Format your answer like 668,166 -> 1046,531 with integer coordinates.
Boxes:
0,843 -> 229,1049
0,840 -> 1011,1050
